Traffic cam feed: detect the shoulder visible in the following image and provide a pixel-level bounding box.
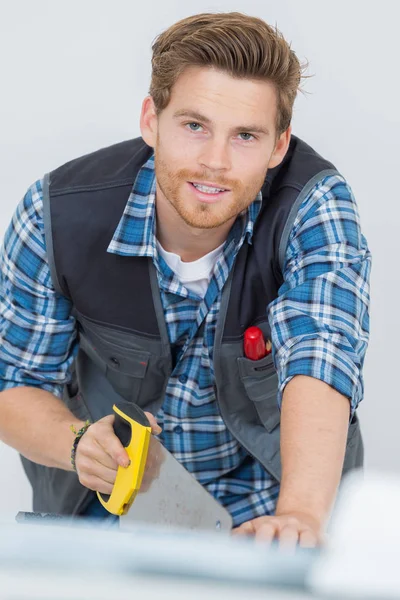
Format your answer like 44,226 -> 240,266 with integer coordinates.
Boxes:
294,172 -> 360,232
15,178 -> 45,234
48,137 -> 153,192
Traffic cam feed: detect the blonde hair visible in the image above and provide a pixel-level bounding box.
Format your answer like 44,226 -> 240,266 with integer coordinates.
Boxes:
150,12 -> 308,136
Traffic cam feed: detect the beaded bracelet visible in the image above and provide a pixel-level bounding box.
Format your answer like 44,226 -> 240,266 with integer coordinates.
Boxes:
70,420 -> 91,472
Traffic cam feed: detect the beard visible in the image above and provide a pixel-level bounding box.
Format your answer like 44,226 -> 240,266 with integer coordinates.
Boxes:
153,144 -> 267,230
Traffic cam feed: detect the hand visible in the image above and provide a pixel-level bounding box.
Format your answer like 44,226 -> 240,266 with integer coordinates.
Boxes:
75,412 -> 161,495
232,511 -> 323,550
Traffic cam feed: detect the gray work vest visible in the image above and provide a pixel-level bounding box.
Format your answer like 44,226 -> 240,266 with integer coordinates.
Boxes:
21,135 -> 363,515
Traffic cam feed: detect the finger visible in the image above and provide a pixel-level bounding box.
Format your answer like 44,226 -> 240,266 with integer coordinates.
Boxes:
96,421 -> 130,467
76,454 -> 118,486
232,521 -> 255,536
99,435 -> 129,468
78,473 -> 114,495
144,411 -> 162,435
254,521 -> 277,544
299,528 -> 319,548
78,438 -> 119,470
278,525 -> 300,551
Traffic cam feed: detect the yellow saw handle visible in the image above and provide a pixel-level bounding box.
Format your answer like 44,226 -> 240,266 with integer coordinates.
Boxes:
97,401 -> 152,516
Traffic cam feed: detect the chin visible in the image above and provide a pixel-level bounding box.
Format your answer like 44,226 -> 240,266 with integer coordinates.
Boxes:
179,211 -> 232,230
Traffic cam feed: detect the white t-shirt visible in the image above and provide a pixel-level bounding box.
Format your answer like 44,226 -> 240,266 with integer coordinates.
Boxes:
156,240 -> 225,298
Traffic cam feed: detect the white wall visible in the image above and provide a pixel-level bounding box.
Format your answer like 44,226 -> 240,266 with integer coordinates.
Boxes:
0,0 -> 397,516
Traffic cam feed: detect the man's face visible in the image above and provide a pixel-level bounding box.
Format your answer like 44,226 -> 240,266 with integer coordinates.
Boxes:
141,66 -> 290,230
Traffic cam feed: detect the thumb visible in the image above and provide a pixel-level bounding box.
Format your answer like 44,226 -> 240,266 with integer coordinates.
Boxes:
232,520 -> 255,536
96,414 -> 131,468
144,411 -> 162,435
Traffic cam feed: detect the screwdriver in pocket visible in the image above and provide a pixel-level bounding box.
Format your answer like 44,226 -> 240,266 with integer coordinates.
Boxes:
244,327 -> 272,360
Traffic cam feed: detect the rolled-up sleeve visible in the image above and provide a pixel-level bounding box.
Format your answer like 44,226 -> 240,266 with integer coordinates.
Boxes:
0,179 -> 78,398
268,174 -> 371,415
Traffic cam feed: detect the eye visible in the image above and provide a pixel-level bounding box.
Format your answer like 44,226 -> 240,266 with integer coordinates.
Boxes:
186,122 -> 203,132
238,132 -> 255,141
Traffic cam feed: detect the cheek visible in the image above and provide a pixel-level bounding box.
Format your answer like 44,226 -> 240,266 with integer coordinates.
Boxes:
233,156 -> 269,185
168,130 -> 205,159
161,142 -> 194,168
176,143 -> 199,165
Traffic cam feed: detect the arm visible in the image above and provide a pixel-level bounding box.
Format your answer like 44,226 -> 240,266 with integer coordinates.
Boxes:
0,180 -> 151,492
275,375 -> 350,540
0,386 -> 85,470
0,384 -> 160,492
0,179 -> 81,468
234,174 -> 371,546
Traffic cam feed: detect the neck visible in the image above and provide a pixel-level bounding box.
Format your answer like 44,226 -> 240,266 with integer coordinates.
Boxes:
155,189 -> 233,263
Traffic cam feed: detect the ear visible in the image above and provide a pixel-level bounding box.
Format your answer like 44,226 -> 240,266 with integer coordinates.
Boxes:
140,96 -> 158,148
268,126 -> 292,169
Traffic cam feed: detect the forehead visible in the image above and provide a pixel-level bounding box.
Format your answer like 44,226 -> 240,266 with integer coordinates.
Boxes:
167,66 -> 277,127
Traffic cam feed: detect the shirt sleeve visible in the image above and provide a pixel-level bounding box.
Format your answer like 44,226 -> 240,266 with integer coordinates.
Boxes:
268,174 -> 371,416
0,179 -> 78,398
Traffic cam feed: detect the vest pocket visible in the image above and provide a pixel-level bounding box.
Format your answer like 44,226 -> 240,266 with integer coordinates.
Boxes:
97,340 -> 150,401
79,329 -> 150,403
65,389 -> 92,422
237,353 -> 280,432
63,363 -> 92,422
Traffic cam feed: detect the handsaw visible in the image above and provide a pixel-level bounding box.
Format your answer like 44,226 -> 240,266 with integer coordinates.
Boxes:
97,400 -> 232,532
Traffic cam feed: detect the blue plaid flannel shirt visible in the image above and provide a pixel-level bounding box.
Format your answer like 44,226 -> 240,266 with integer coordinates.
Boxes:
0,151 -> 371,526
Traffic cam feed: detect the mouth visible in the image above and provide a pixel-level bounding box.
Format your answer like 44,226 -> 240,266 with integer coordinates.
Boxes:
188,181 -> 230,203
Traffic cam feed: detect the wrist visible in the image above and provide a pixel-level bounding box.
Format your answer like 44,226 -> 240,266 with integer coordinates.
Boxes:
276,475 -> 335,528
275,502 -> 327,530
276,505 -> 322,519
68,419 -> 91,472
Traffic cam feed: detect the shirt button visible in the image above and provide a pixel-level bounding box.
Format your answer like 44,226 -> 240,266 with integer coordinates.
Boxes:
174,425 -> 183,434
178,374 -> 188,384
110,357 -> 120,367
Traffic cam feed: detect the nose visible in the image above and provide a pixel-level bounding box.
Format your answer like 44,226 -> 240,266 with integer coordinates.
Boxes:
198,137 -> 231,172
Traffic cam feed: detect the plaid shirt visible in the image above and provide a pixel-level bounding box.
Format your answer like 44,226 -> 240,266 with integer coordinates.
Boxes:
0,150 -> 371,526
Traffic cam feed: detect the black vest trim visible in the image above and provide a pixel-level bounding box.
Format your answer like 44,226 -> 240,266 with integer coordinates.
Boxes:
42,172 -> 64,297
278,168 -> 339,271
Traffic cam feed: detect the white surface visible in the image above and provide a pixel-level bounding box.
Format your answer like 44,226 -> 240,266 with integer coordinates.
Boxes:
0,571 -> 309,600
0,0 -> 397,513
0,521 -> 313,598
310,471 -> 400,598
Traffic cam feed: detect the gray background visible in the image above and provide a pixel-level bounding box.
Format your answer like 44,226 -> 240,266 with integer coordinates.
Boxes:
0,0 -> 395,516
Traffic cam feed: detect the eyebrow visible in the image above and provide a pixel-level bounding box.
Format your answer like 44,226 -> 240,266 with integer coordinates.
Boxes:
173,109 -> 271,136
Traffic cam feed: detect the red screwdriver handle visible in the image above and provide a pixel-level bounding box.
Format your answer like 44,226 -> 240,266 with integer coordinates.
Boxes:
244,326 -> 267,361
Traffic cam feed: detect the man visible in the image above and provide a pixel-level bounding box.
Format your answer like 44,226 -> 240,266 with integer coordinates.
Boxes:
0,12 -> 371,548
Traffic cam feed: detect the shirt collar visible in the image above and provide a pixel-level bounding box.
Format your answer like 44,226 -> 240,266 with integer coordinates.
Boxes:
107,154 -> 157,258
107,153 -> 262,257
